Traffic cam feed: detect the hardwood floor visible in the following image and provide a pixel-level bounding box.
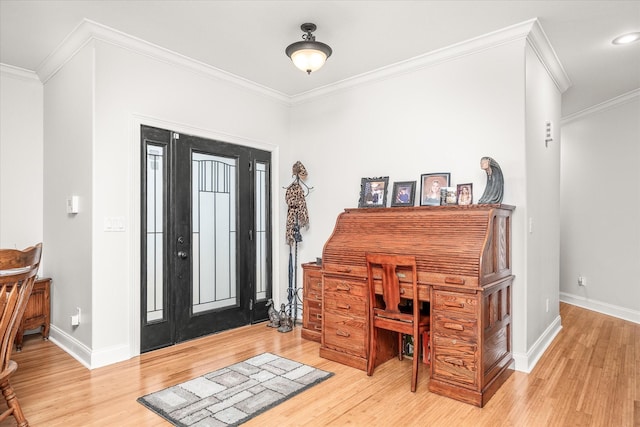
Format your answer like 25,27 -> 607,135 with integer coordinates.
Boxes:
3,303 -> 638,426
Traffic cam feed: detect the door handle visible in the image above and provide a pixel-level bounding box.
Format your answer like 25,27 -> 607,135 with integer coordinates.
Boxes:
177,251 -> 188,259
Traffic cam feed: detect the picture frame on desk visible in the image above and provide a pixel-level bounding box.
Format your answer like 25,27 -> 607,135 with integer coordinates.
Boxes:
390,181 -> 416,207
440,187 -> 458,205
420,173 -> 450,206
358,177 -> 389,208
457,183 -> 473,205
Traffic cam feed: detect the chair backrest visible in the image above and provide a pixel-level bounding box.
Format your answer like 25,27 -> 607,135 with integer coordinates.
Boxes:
0,244 -> 42,369
366,253 -> 418,317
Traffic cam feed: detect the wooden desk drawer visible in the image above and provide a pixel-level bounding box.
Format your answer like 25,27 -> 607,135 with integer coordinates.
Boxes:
321,263 -> 366,278
432,336 -> 478,387
302,263 -> 323,342
305,301 -> 323,328
308,276 -> 323,294
323,312 -> 366,357
306,288 -> 323,302
324,276 -> 366,297
306,298 -> 322,312
432,312 -> 478,342
371,279 -> 429,301
324,292 -> 366,317
433,290 -> 478,315
369,265 -> 414,283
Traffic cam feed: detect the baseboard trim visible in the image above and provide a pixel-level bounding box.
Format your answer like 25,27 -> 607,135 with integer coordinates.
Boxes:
48,325 -> 131,369
560,292 -> 640,324
512,314 -> 562,373
48,325 -> 92,369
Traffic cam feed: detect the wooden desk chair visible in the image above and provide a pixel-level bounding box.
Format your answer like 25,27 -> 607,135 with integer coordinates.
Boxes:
366,253 -> 430,392
0,243 -> 42,427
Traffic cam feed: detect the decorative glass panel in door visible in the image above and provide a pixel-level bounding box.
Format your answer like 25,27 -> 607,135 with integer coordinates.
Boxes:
146,144 -> 165,322
191,153 -> 237,313
255,161 -> 268,302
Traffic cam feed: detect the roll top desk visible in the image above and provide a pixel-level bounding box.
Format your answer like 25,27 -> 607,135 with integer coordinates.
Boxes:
318,204 -> 514,406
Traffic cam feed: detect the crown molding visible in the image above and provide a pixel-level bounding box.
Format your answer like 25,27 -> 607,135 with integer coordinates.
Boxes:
36,19 -> 92,84
36,19 -> 290,104
291,18 -> 571,105
562,88 -> 640,124
0,63 -> 40,82
526,19 -> 571,93
33,17 -> 570,107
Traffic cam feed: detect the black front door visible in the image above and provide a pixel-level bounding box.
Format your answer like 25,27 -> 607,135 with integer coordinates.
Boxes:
140,125 -> 272,352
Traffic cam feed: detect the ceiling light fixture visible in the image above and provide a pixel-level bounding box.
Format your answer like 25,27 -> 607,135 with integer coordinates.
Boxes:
286,23 -> 332,74
612,32 -> 640,45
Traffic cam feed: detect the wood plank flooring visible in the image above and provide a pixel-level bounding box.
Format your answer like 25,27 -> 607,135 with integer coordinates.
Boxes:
2,302 -> 638,426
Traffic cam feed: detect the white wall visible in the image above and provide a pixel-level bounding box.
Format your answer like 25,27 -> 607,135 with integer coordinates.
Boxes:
43,45 -> 95,354
0,66 -> 44,256
522,42 -> 563,368
40,36 -> 290,367
289,40 -> 533,361
90,41 -> 289,365
560,93 -> 640,323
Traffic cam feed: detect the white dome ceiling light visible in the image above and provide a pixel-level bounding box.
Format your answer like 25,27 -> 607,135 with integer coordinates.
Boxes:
285,23 -> 333,75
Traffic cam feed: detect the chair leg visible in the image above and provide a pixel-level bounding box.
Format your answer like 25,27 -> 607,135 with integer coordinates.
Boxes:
398,333 -> 403,361
411,334 -> 419,392
367,327 -> 377,376
1,379 -> 29,427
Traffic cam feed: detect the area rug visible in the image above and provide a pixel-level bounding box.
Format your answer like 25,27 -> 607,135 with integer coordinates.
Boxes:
137,352 -> 333,426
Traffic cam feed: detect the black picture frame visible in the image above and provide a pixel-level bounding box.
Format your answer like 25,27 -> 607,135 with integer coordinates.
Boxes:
420,173 -> 450,206
457,183 -> 473,205
358,177 -> 389,208
390,181 -> 416,207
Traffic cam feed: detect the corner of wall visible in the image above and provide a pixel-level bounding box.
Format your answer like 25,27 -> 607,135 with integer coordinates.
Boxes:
526,20 -> 571,93
513,314 -> 562,373
48,325 -> 92,369
49,324 -> 131,370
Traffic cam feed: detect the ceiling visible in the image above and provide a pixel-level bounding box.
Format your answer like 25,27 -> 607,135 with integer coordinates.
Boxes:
1,1 -> 639,116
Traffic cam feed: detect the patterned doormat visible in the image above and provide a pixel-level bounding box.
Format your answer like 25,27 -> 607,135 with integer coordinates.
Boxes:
137,352 -> 333,426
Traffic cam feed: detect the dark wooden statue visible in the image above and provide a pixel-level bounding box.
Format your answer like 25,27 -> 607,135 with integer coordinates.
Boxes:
478,156 -> 504,204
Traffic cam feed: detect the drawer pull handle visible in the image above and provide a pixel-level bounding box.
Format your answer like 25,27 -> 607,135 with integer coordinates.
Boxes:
314,325 -> 322,330
316,314 -> 323,320
337,303 -> 351,310
336,283 -> 351,291
339,267 -> 352,273
444,357 -> 464,366
396,272 -> 406,278
399,288 -> 405,295
444,276 -> 465,285
336,330 -> 350,337
315,295 -> 322,300
444,301 -> 464,308
443,322 -> 464,331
